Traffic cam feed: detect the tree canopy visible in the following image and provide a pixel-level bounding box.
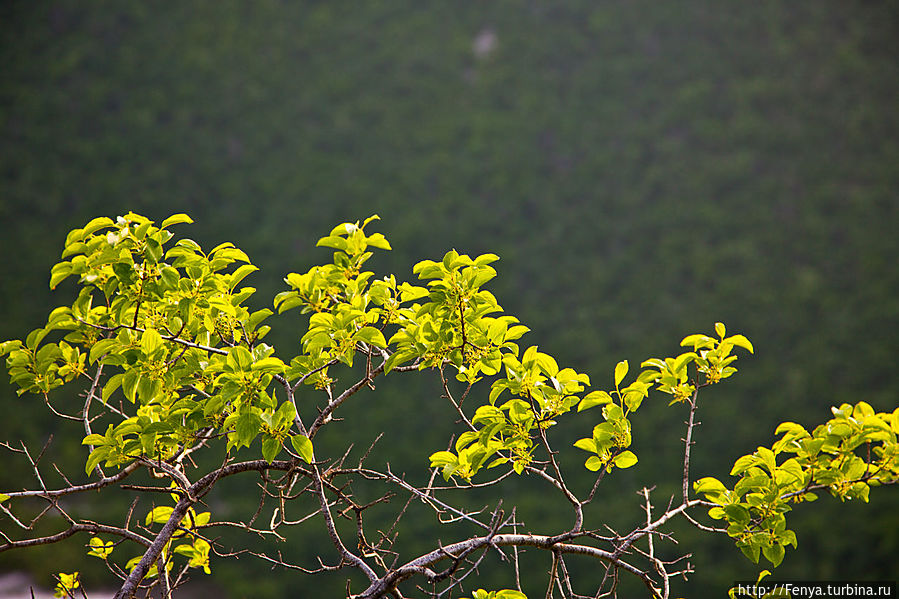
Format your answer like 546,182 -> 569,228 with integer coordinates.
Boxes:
2,214 -> 896,598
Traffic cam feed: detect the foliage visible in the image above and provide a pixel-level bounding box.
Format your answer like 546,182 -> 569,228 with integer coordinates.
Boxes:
53,571 -> 80,598
1,214 -> 896,598
695,401 -> 899,568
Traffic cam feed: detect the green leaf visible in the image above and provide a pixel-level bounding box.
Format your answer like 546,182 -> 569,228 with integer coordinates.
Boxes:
740,541 -> 761,564
398,283 -> 429,302
64,227 -> 85,247
274,293 -> 303,314
694,477 -> 728,495
603,403 -> 624,422
725,334 -> 754,354
672,352 -> 697,374
55,572 -> 81,595
442,249 -> 460,270
85,446 -> 111,474
384,349 -> 416,373
228,264 -> 259,290
316,235 -> 349,251
354,327 -> 387,348
0,339 -> 22,356
578,390 -> 613,412
535,353 -> 558,377
136,376 -> 161,403
474,253 -> 500,266
780,529 -> 798,549
61,242 -> 87,259
585,456 -> 605,471
470,265 -> 497,288
715,322 -> 727,338
623,389 -> 645,411
82,217 -> 115,237
774,421 -> 807,437
757,446 -> 777,473
708,507 -> 726,520
262,437 -> 281,463
762,543 -> 785,567
102,373 -> 124,403
251,357 -> 286,374
228,346 -> 254,371
365,233 -> 392,250
246,309 -> 273,331
486,457 -> 509,469
723,504 -> 750,525
273,400 -> 297,429
156,267 -> 179,290
504,325 -> 529,341
161,214 -> 194,229
730,454 -> 758,476
173,544 -> 197,558
429,450 -> 457,467
290,434 -> 314,463
141,329 -> 163,355
236,412 -> 262,447
775,458 -> 804,487
81,434 -> 106,446
145,506 -> 174,526
614,360 -> 628,386
134,221 -> 153,240
89,339 -> 120,364
361,214 -> 381,228
573,438 -> 596,453
735,474 -> 772,497
612,450 -> 638,469
144,238 -> 163,262
87,536 -> 114,560
49,262 -> 73,289
680,334 -> 715,349
230,287 -> 256,306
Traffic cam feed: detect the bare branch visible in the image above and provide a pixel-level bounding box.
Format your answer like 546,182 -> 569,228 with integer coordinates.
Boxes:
0,522 -> 151,553
3,462 -> 141,500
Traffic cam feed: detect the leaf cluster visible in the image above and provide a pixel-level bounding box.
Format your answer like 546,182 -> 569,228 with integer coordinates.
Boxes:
695,401 -> 899,567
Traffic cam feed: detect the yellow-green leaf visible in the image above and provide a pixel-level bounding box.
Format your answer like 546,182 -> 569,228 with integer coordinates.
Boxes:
614,360 -> 628,387
145,506 -> 174,526
316,236 -> 348,251
365,232 -> 392,250
354,327 -> 387,348
290,434 -> 313,464
693,476 -> 728,495
141,328 -> 163,355
725,334 -> 754,354
82,217 -> 115,237
81,434 -> 106,446
578,390 -> 613,412
612,450 -> 638,469
680,334 -> 715,349
585,456 -> 605,471
161,214 -> 194,229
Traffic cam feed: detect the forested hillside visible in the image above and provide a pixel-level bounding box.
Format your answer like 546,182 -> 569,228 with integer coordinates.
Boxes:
1,2 -> 897,597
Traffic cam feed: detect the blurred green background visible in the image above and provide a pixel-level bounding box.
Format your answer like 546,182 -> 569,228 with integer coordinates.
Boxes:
1,1 -> 897,597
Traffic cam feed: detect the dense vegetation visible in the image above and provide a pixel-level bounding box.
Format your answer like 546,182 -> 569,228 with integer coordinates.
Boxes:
1,2 -> 897,596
